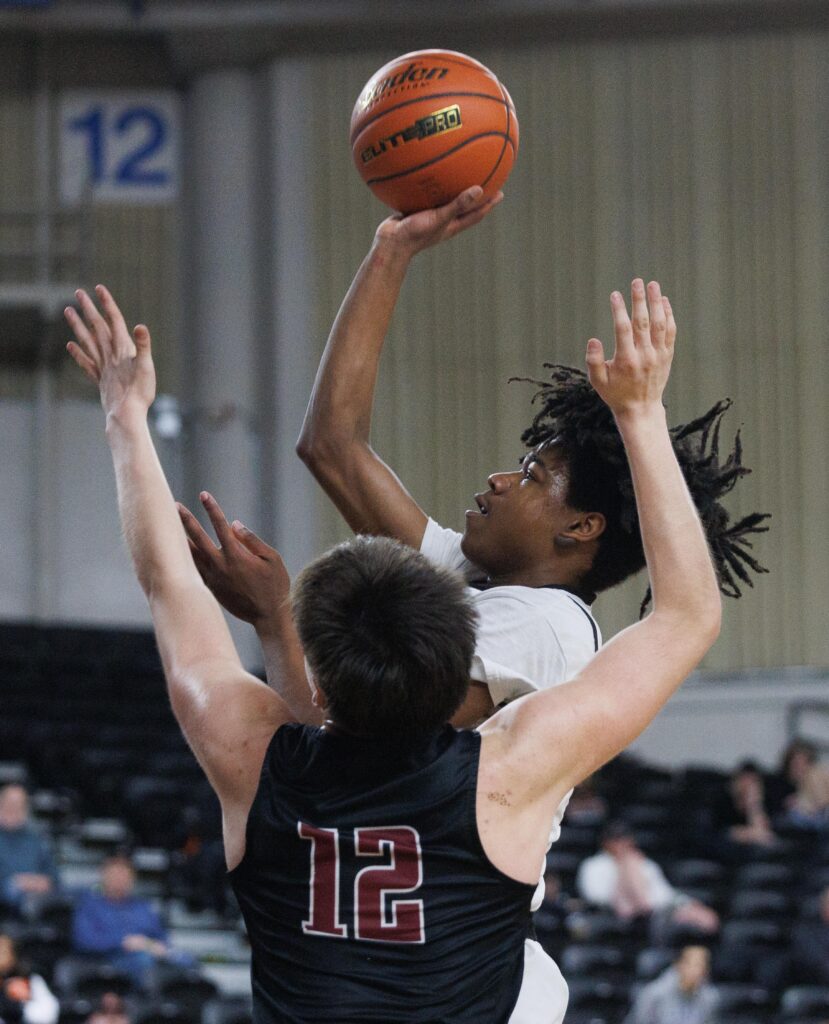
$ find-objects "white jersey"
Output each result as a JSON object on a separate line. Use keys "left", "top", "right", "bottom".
{"left": 421, "top": 519, "right": 601, "bottom": 1023}
{"left": 420, "top": 519, "right": 601, "bottom": 877}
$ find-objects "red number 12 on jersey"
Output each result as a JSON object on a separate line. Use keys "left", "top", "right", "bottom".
{"left": 298, "top": 822, "right": 425, "bottom": 944}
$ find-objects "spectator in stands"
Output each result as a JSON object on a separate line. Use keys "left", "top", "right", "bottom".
{"left": 792, "top": 885, "right": 829, "bottom": 984}
{"left": 0, "top": 932, "right": 59, "bottom": 1024}
{"left": 777, "top": 740, "right": 829, "bottom": 828}
{"left": 0, "top": 786, "right": 58, "bottom": 918}
{"left": 624, "top": 944, "right": 718, "bottom": 1024}
{"left": 85, "top": 992, "right": 131, "bottom": 1024}
{"left": 71, "top": 854, "right": 194, "bottom": 991}
{"left": 710, "top": 760, "right": 778, "bottom": 856}
{"left": 577, "top": 821, "right": 719, "bottom": 943}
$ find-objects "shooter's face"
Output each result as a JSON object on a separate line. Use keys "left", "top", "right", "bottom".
{"left": 460, "top": 442, "right": 575, "bottom": 579}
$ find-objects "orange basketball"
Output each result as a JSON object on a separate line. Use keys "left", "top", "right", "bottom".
{"left": 350, "top": 49, "right": 519, "bottom": 214}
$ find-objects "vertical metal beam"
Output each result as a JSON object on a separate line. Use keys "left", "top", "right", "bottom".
{"left": 261, "top": 57, "right": 318, "bottom": 575}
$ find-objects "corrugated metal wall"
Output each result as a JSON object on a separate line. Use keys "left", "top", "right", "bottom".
{"left": 308, "top": 31, "right": 829, "bottom": 670}
{"left": 0, "top": 38, "right": 180, "bottom": 400}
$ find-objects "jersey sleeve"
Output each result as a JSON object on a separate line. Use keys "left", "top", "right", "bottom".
{"left": 419, "top": 518, "right": 483, "bottom": 581}
{"left": 469, "top": 590, "right": 567, "bottom": 707}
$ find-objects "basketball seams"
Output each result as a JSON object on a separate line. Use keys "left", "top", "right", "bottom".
{"left": 365, "top": 132, "right": 516, "bottom": 186}
{"left": 481, "top": 81, "right": 513, "bottom": 189}
{"left": 350, "top": 91, "right": 509, "bottom": 146}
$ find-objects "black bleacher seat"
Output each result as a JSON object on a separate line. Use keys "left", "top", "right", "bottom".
{"left": 618, "top": 804, "right": 679, "bottom": 831}
{"left": 57, "top": 997, "right": 96, "bottom": 1024}
{"left": 630, "top": 828, "right": 676, "bottom": 858}
{"left": 72, "top": 965, "right": 136, "bottom": 1000}
{"left": 566, "top": 977, "right": 629, "bottom": 1024}
{"left": 202, "top": 998, "right": 253, "bottom": 1024}
{"left": 668, "top": 858, "right": 726, "bottom": 884}
{"left": 635, "top": 946, "right": 674, "bottom": 980}
{"left": 157, "top": 971, "right": 219, "bottom": 1014}
{"left": 728, "top": 889, "right": 794, "bottom": 923}
{"left": 715, "top": 983, "right": 776, "bottom": 1023}
{"left": 134, "top": 1004, "right": 198, "bottom": 1024}
{"left": 780, "top": 986, "right": 829, "bottom": 1021}
{"left": 733, "top": 861, "right": 798, "bottom": 891}
{"left": 16, "top": 923, "right": 72, "bottom": 983}
{"left": 720, "top": 919, "right": 787, "bottom": 949}
{"left": 556, "top": 824, "right": 600, "bottom": 856}
{"left": 561, "top": 942, "right": 634, "bottom": 984}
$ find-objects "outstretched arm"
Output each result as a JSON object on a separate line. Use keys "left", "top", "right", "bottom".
{"left": 296, "top": 186, "right": 503, "bottom": 547}
{"left": 65, "top": 287, "right": 290, "bottom": 867}
{"left": 479, "top": 280, "right": 722, "bottom": 879}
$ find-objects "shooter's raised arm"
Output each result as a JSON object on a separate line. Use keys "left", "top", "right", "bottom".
{"left": 296, "top": 186, "right": 502, "bottom": 547}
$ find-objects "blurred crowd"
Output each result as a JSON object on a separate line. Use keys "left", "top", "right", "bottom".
{"left": 3, "top": 723, "right": 829, "bottom": 1024}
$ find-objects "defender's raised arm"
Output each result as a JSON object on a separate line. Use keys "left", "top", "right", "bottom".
{"left": 478, "top": 280, "right": 722, "bottom": 884}
{"left": 65, "top": 288, "right": 289, "bottom": 868}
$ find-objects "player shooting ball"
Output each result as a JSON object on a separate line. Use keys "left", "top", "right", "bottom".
{"left": 68, "top": 274, "right": 732, "bottom": 1022}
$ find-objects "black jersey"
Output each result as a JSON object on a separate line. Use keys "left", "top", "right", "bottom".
{"left": 229, "top": 723, "right": 535, "bottom": 1024}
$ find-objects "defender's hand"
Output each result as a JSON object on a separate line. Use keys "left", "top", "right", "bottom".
{"left": 65, "top": 285, "right": 156, "bottom": 420}
{"left": 374, "top": 185, "right": 503, "bottom": 256}
{"left": 585, "top": 279, "right": 675, "bottom": 417}
{"left": 177, "top": 492, "right": 290, "bottom": 628}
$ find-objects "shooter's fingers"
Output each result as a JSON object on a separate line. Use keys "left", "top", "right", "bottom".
{"left": 630, "top": 278, "right": 651, "bottom": 348}
{"left": 447, "top": 185, "right": 485, "bottom": 218}
{"left": 177, "top": 501, "right": 220, "bottom": 555}
{"left": 446, "top": 192, "right": 504, "bottom": 238}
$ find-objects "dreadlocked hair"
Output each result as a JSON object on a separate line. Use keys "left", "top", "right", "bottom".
{"left": 510, "top": 364, "right": 770, "bottom": 616}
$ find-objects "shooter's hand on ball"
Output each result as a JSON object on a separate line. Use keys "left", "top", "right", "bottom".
{"left": 585, "top": 279, "right": 675, "bottom": 419}
{"left": 177, "top": 492, "right": 290, "bottom": 629}
{"left": 375, "top": 185, "right": 503, "bottom": 256}
{"left": 65, "top": 285, "right": 156, "bottom": 421}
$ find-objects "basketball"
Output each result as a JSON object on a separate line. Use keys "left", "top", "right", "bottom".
{"left": 350, "top": 49, "right": 519, "bottom": 214}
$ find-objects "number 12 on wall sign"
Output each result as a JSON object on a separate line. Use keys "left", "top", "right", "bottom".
{"left": 59, "top": 91, "right": 180, "bottom": 206}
